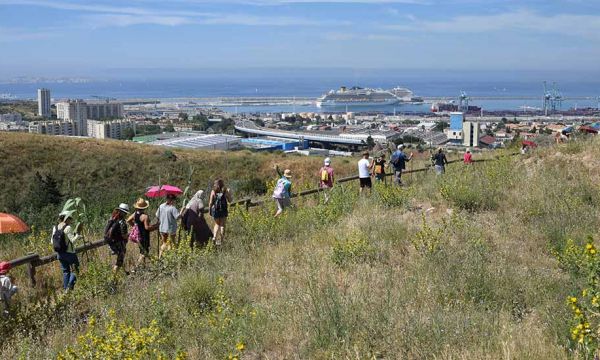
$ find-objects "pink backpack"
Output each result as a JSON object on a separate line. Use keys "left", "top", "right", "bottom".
{"left": 128, "top": 223, "right": 141, "bottom": 243}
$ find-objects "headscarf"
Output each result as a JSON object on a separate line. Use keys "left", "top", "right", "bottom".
{"left": 186, "top": 190, "right": 204, "bottom": 213}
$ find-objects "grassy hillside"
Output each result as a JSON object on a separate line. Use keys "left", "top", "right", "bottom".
{"left": 2, "top": 132, "right": 599, "bottom": 358}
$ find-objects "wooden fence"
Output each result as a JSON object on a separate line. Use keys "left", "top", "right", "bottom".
{"left": 7, "top": 155, "right": 504, "bottom": 286}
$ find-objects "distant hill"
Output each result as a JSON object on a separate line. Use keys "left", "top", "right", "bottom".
{"left": 0, "top": 132, "right": 357, "bottom": 226}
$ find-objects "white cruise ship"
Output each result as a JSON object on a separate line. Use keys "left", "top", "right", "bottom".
{"left": 316, "top": 86, "right": 415, "bottom": 107}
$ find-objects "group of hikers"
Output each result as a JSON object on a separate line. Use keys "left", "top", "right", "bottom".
{"left": 0, "top": 144, "right": 471, "bottom": 314}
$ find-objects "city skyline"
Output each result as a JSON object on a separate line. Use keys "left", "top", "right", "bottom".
{"left": 1, "top": 0, "right": 600, "bottom": 78}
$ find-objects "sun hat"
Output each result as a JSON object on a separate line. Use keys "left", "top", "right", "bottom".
{"left": 117, "top": 203, "right": 130, "bottom": 214}
{"left": 0, "top": 261, "right": 11, "bottom": 275}
{"left": 134, "top": 198, "right": 150, "bottom": 209}
{"left": 324, "top": 157, "right": 331, "bottom": 166}
{"left": 283, "top": 169, "right": 292, "bottom": 178}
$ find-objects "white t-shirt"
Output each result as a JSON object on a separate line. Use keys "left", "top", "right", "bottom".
{"left": 358, "top": 158, "right": 371, "bottom": 178}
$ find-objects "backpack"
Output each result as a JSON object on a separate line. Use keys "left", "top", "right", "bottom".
{"left": 272, "top": 179, "right": 286, "bottom": 199}
{"left": 320, "top": 168, "right": 330, "bottom": 182}
{"left": 211, "top": 192, "right": 228, "bottom": 214}
{"left": 104, "top": 219, "right": 120, "bottom": 245}
{"left": 52, "top": 224, "right": 68, "bottom": 253}
{"left": 374, "top": 164, "right": 383, "bottom": 174}
{"left": 391, "top": 152, "right": 401, "bottom": 167}
{"left": 128, "top": 223, "right": 141, "bottom": 243}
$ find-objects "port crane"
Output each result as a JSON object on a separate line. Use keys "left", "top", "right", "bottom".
{"left": 459, "top": 91, "right": 470, "bottom": 112}
{"left": 91, "top": 95, "right": 117, "bottom": 103}
{"left": 542, "top": 81, "right": 562, "bottom": 115}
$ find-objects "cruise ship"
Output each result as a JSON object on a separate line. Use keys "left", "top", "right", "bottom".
{"left": 316, "top": 86, "right": 416, "bottom": 107}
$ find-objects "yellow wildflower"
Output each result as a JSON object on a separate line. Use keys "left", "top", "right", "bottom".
{"left": 236, "top": 342, "right": 245, "bottom": 351}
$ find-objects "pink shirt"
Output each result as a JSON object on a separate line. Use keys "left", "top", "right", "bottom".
{"left": 464, "top": 152, "right": 473, "bottom": 164}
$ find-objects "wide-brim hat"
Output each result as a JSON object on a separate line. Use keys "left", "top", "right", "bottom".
{"left": 117, "top": 203, "right": 130, "bottom": 214}
{"left": 0, "top": 261, "right": 11, "bottom": 275}
{"left": 134, "top": 198, "right": 149, "bottom": 209}
{"left": 283, "top": 169, "right": 292, "bottom": 178}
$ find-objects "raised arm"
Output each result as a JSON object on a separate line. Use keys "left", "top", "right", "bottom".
{"left": 141, "top": 214, "right": 158, "bottom": 231}
{"left": 226, "top": 188, "right": 233, "bottom": 202}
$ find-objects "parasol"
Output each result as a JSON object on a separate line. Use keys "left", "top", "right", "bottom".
{"left": 145, "top": 184, "right": 184, "bottom": 198}
{"left": 0, "top": 213, "right": 29, "bottom": 234}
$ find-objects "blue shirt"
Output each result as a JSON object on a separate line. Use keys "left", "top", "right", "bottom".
{"left": 391, "top": 150, "right": 409, "bottom": 170}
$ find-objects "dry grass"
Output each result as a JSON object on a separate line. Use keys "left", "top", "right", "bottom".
{"left": 2, "top": 133, "right": 598, "bottom": 359}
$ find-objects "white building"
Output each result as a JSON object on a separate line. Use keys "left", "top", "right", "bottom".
{"left": 56, "top": 100, "right": 87, "bottom": 136}
{"left": 87, "top": 119, "right": 136, "bottom": 140}
{"left": 462, "top": 121, "right": 480, "bottom": 148}
{"left": 37, "top": 88, "right": 51, "bottom": 118}
{"left": 86, "top": 102, "right": 124, "bottom": 120}
{"left": 29, "top": 120, "right": 78, "bottom": 136}
{"left": 0, "top": 113, "right": 23, "bottom": 123}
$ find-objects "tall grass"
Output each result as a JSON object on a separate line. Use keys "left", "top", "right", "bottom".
{"left": 3, "top": 133, "right": 600, "bottom": 359}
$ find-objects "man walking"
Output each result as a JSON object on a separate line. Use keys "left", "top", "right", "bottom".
{"left": 357, "top": 151, "right": 372, "bottom": 195}
{"left": 390, "top": 144, "right": 413, "bottom": 186}
{"left": 432, "top": 148, "right": 448, "bottom": 175}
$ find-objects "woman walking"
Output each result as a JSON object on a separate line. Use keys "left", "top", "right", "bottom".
{"left": 104, "top": 204, "right": 130, "bottom": 273}
{"left": 128, "top": 198, "right": 159, "bottom": 266}
{"left": 53, "top": 211, "right": 81, "bottom": 291}
{"left": 272, "top": 165, "right": 292, "bottom": 217}
{"left": 182, "top": 190, "right": 213, "bottom": 249}
{"left": 209, "top": 179, "right": 233, "bottom": 247}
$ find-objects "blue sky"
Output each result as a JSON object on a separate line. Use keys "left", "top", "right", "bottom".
{"left": 1, "top": 0, "right": 599, "bottom": 78}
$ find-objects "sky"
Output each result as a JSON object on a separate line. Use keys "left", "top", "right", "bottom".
{"left": 1, "top": 0, "right": 600, "bottom": 78}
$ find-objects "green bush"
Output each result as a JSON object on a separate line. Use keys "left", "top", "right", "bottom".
{"left": 331, "top": 231, "right": 376, "bottom": 266}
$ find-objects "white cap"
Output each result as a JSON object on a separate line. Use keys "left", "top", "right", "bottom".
{"left": 398, "top": 144, "right": 405, "bottom": 150}
{"left": 324, "top": 157, "right": 331, "bottom": 165}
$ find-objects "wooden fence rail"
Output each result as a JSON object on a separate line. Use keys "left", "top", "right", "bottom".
{"left": 6, "top": 154, "right": 506, "bottom": 286}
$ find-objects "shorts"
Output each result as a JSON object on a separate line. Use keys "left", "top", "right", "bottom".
{"left": 359, "top": 177, "right": 372, "bottom": 188}
{"left": 435, "top": 165, "right": 445, "bottom": 175}
{"left": 275, "top": 197, "right": 291, "bottom": 212}
{"left": 374, "top": 173, "right": 385, "bottom": 181}
{"left": 210, "top": 208, "right": 228, "bottom": 219}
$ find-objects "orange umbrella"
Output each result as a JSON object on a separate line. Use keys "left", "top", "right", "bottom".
{"left": 0, "top": 213, "right": 29, "bottom": 234}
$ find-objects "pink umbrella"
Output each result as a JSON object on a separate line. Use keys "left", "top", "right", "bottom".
{"left": 145, "top": 185, "right": 183, "bottom": 198}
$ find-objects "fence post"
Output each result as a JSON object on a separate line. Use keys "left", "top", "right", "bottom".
{"left": 27, "top": 254, "right": 40, "bottom": 287}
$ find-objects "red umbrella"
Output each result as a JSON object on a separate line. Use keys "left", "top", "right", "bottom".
{"left": 522, "top": 140, "right": 538, "bottom": 148}
{"left": 0, "top": 213, "right": 29, "bottom": 234}
{"left": 145, "top": 185, "right": 183, "bottom": 198}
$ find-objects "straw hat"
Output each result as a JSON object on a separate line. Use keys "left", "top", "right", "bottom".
{"left": 283, "top": 169, "right": 292, "bottom": 178}
{"left": 0, "top": 261, "right": 10, "bottom": 275}
{"left": 134, "top": 198, "right": 149, "bottom": 209}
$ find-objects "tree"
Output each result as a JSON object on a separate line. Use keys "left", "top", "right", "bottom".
{"left": 433, "top": 121, "right": 449, "bottom": 132}
{"left": 122, "top": 127, "right": 135, "bottom": 140}
{"left": 27, "top": 172, "right": 62, "bottom": 211}
{"left": 164, "top": 124, "right": 175, "bottom": 132}
{"left": 366, "top": 135, "right": 375, "bottom": 150}
{"left": 178, "top": 112, "right": 188, "bottom": 122}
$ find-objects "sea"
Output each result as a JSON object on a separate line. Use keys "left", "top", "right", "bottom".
{"left": 1, "top": 70, "right": 599, "bottom": 113}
